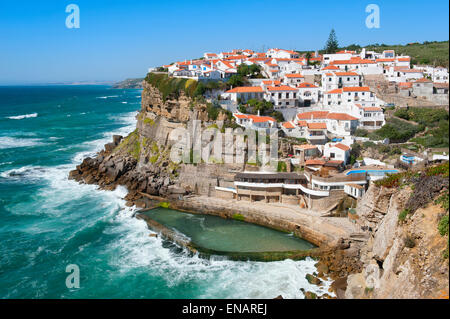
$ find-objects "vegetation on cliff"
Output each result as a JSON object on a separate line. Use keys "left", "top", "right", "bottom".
{"left": 145, "top": 73, "right": 200, "bottom": 101}
{"left": 394, "top": 107, "right": 450, "bottom": 148}
{"left": 340, "top": 40, "right": 449, "bottom": 67}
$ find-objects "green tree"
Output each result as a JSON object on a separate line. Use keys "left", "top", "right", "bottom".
{"left": 305, "top": 52, "right": 312, "bottom": 65}
{"left": 324, "top": 29, "right": 339, "bottom": 54}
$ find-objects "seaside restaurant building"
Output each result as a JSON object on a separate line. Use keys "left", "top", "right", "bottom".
{"left": 233, "top": 172, "right": 314, "bottom": 203}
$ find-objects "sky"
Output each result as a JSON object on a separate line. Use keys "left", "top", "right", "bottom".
{"left": 0, "top": 0, "right": 448, "bottom": 85}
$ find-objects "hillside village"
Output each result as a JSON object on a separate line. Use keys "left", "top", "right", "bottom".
{"left": 142, "top": 43, "right": 450, "bottom": 209}
{"left": 71, "top": 42, "right": 449, "bottom": 299}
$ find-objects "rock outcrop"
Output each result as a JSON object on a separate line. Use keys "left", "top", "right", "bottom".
{"left": 344, "top": 174, "right": 449, "bottom": 299}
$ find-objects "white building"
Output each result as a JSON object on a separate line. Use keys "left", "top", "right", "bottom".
{"left": 222, "top": 87, "right": 264, "bottom": 103}
{"left": 323, "top": 143, "right": 351, "bottom": 164}
{"left": 264, "top": 85, "right": 299, "bottom": 109}
{"left": 233, "top": 113, "right": 277, "bottom": 130}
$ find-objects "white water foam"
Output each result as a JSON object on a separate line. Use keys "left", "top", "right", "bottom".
{"left": 6, "top": 113, "right": 38, "bottom": 120}
{"left": 96, "top": 95, "right": 119, "bottom": 99}
{"left": 0, "top": 137, "right": 46, "bottom": 149}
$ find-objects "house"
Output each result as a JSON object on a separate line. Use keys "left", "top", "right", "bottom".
{"left": 233, "top": 113, "right": 277, "bottom": 130}
{"left": 345, "top": 184, "right": 366, "bottom": 199}
{"left": 297, "top": 82, "right": 320, "bottom": 107}
{"left": 359, "top": 106, "right": 385, "bottom": 129}
{"left": 412, "top": 78, "right": 433, "bottom": 97}
{"left": 232, "top": 172, "right": 327, "bottom": 203}
{"left": 326, "top": 112, "right": 359, "bottom": 136}
{"left": 284, "top": 73, "right": 305, "bottom": 86}
{"left": 322, "top": 72, "right": 361, "bottom": 91}
{"left": 281, "top": 120, "right": 307, "bottom": 138}
{"left": 306, "top": 122, "right": 328, "bottom": 145}
{"left": 323, "top": 86, "right": 376, "bottom": 107}
{"left": 293, "top": 144, "right": 320, "bottom": 159}
{"left": 264, "top": 85, "right": 299, "bottom": 109}
{"left": 223, "top": 86, "right": 264, "bottom": 103}
{"left": 266, "top": 48, "right": 300, "bottom": 59}
{"left": 323, "top": 143, "right": 351, "bottom": 164}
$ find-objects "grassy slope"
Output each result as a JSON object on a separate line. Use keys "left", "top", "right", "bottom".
{"left": 362, "top": 41, "right": 449, "bottom": 67}
{"left": 297, "top": 41, "right": 449, "bottom": 67}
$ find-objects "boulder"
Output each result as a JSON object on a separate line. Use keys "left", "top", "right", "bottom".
{"left": 305, "top": 273, "right": 322, "bottom": 285}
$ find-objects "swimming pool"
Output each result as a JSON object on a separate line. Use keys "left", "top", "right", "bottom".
{"left": 346, "top": 169, "right": 398, "bottom": 176}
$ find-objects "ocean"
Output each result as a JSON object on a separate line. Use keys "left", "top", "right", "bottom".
{"left": 0, "top": 86, "right": 330, "bottom": 299}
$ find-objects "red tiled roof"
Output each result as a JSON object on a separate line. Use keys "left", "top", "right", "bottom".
{"left": 248, "top": 115, "right": 276, "bottom": 123}
{"left": 322, "top": 65, "right": 340, "bottom": 70}
{"left": 298, "top": 82, "right": 318, "bottom": 88}
{"left": 327, "top": 113, "right": 358, "bottom": 121}
{"left": 363, "top": 107, "right": 382, "bottom": 112}
{"left": 331, "top": 57, "right": 375, "bottom": 65}
{"left": 333, "top": 143, "right": 350, "bottom": 151}
{"left": 307, "top": 122, "right": 327, "bottom": 130}
{"left": 226, "top": 87, "right": 264, "bottom": 93}
{"left": 343, "top": 86, "right": 370, "bottom": 92}
{"left": 305, "top": 159, "right": 325, "bottom": 166}
{"left": 282, "top": 122, "right": 295, "bottom": 129}
{"left": 376, "top": 58, "right": 395, "bottom": 62}
{"left": 267, "top": 85, "right": 297, "bottom": 91}
{"left": 285, "top": 73, "right": 304, "bottom": 78}
{"left": 414, "top": 77, "right": 432, "bottom": 83}
{"left": 295, "top": 144, "right": 318, "bottom": 150}
{"left": 297, "top": 111, "right": 329, "bottom": 120}
{"left": 327, "top": 89, "right": 343, "bottom": 94}
{"left": 334, "top": 72, "right": 359, "bottom": 76}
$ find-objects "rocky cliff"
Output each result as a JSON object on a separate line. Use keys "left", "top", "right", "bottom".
{"left": 345, "top": 166, "right": 449, "bottom": 299}
{"left": 69, "top": 80, "right": 236, "bottom": 206}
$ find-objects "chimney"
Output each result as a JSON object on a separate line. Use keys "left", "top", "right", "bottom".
{"left": 257, "top": 109, "right": 261, "bottom": 116}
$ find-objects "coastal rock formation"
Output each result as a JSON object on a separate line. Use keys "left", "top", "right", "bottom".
{"left": 141, "top": 81, "right": 228, "bottom": 123}
{"left": 344, "top": 174, "right": 449, "bottom": 299}
{"left": 69, "top": 81, "right": 234, "bottom": 205}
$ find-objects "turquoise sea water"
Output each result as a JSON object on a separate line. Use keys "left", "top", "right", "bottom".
{"left": 0, "top": 86, "right": 331, "bottom": 299}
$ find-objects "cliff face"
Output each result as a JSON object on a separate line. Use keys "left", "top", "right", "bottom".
{"left": 69, "top": 81, "right": 238, "bottom": 205}
{"left": 346, "top": 178, "right": 449, "bottom": 299}
{"left": 141, "top": 81, "right": 228, "bottom": 123}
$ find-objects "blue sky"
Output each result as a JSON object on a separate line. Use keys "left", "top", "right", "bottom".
{"left": 0, "top": 0, "right": 448, "bottom": 84}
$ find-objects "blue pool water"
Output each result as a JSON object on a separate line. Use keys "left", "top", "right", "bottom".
{"left": 346, "top": 169, "right": 398, "bottom": 176}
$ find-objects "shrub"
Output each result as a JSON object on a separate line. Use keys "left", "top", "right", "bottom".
{"left": 158, "top": 202, "right": 170, "bottom": 209}
{"left": 404, "top": 235, "right": 416, "bottom": 248}
{"left": 438, "top": 215, "right": 449, "bottom": 236}
{"left": 376, "top": 172, "right": 405, "bottom": 188}
{"left": 398, "top": 209, "right": 411, "bottom": 221}
{"left": 435, "top": 191, "right": 449, "bottom": 212}
{"left": 232, "top": 213, "right": 245, "bottom": 221}
{"left": 369, "top": 118, "right": 423, "bottom": 143}
{"left": 277, "top": 161, "right": 287, "bottom": 172}
{"left": 143, "top": 117, "right": 155, "bottom": 126}
{"left": 426, "top": 162, "right": 449, "bottom": 177}
{"left": 355, "top": 128, "right": 369, "bottom": 137}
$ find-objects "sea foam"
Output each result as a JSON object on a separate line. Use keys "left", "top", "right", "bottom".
{"left": 6, "top": 113, "right": 38, "bottom": 120}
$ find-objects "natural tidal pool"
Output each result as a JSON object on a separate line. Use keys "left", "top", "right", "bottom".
{"left": 142, "top": 208, "right": 316, "bottom": 253}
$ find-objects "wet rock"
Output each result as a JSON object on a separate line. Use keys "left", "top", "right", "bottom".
{"left": 306, "top": 273, "right": 322, "bottom": 286}
{"left": 304, "top": 291, "right": 317, "bottom": 299}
